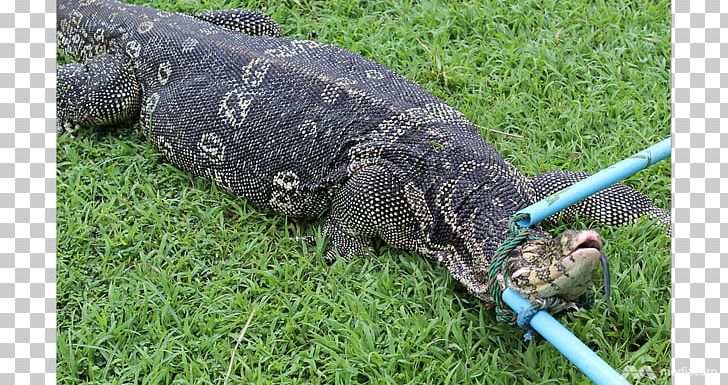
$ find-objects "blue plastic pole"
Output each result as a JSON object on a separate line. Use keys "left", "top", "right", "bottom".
{"left": 517, "top": 138, "right": 671, "bottom": 227}
{"left": 502, "top": 288, "right": 630, "bottom": 385}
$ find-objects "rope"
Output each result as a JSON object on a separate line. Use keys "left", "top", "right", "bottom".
{"left": 516, "top": 303, "right": 542, "bottom": 341}
{"left": 487, "top": 213, "right": 550, "bottom": 338}
{"left": 486, "top": 213, "right": 537, "bottom": 324}
{"left": 515, "top": 290, "right": 596, "bottom": 341}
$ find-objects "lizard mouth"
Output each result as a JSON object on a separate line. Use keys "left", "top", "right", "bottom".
{"left": 561, "top": 231, "right": 610, "bottom": 310}
{"left": 566, "top": 232, "right": 603, "bottom": 265}
{"left": 573, "top": 237, "right": 602, "bottom": 252}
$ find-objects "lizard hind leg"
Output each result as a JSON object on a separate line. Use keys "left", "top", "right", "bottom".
{"left": 192, "top": 9, "right": 281, "bottom": 37}
{"left": 57, "top": 53, "right": 142, "bottom": 134}
{"left": 530, "top": 170, "right": 671, "bottom": 235}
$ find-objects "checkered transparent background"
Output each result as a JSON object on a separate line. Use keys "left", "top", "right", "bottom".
{"left": 2, "top": 0, "right": 56, "bottom": 384}
{"left": 0, "top": 0, "right": 719, "bottom": 383}
{"left": 673, "top": 0, "right": 727, "bottom": 384}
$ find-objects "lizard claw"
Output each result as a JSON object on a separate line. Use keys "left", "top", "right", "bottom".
{"left": 297, "top": 235, "right": 317, "bottom": 245}
{"left": 324, "top": 249, "right": 339, "bottom": 264}
{"left": 57, "top": 120, "right": 76, "bottom": 136}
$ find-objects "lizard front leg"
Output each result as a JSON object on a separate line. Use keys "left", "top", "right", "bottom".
{"left": 57, "top": 53, "right": 142, "bottom": 134}
{"left": 324, "top": 162, "right": 425, "bottom": 262}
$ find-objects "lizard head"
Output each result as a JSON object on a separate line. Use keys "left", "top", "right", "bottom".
{"left": 504, "top": 229, "right": 609, "bottom": 311}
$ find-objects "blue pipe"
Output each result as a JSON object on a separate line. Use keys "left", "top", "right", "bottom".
{"left": 503, "top": 288, "right": 630, "bottom": 385}
{"left": 517, "top": 137, "right": 671, "bottom": 227}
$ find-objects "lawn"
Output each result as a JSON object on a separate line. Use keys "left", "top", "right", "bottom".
{"left": 57, "top": 0, "right": 671, "bottom": 384}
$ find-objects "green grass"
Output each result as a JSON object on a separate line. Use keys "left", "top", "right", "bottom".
{"left": 57, "top": 0, "right": 671, "bottom": 384}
